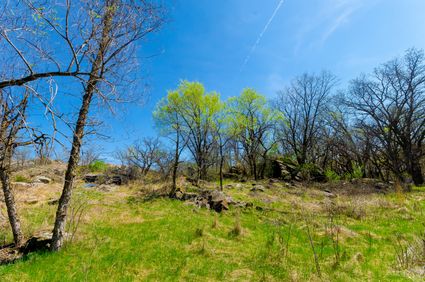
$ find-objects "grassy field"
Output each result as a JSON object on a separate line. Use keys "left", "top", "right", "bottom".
{"left": 1, "top": 181, "right": 425, "bottom": 281}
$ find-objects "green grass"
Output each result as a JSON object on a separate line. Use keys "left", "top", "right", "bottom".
{"left": 14, "top": 175, "right": 31, "bottom": 183}
{"left": 1, "top": 184, "right": 424, "bottom": 281}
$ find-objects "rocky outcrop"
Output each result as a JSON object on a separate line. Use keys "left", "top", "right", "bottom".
{"left": 83, "top": 173, "right": 128, "bottom": 186}
{"left": 33, "top": 176, "right": 52, "bottom": 184}
{"left": 174, "top": 189, "right": 251, "bottom": 212}
{"left": 271, "top": 158, "right": 326, "bottom": 182}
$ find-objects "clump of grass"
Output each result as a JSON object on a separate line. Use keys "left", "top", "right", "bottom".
{"left": 195, "top": 227, "right": 204, "bottom": 237}
{"left": 14, "top": 175, "right": 31, "bottom": 183}
{"left": 211, "top": 214, "right": 218, "bottom": 229}
{"left": 393, "top": 231, "right": 425, "bottom": 270}
{"left": 229, "top": 212, "right": 242, "bottom": 237}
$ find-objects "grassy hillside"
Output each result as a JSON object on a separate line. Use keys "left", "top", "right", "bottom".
{"left": 1, "top": 180, "right": 425, "bottom": 281}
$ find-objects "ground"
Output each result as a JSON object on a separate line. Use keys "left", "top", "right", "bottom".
{"left": 1, "top": 171, "right": 425, "bottom": 281}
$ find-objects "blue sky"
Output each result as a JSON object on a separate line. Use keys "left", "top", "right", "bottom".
{"left": 70, "top": 0, "right": 425, "bottom": 160}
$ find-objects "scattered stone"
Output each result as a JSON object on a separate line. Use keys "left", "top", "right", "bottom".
{"left": 250, "top": 185, "right": 265, "bottom": 192}
{"left": 11, "top": 182, "right": 32, "bottom": 189}
{"left": 33, "top": 176, "right": 52, "bottom": 184}
{"left": 84, "top": 173, "right": 103, "bottom": 183}
{"left": 174, "top": 189, "right": 250, "bottom": 212}
{"left": 224, "top": 184, "right": 234, "bottom": 189}
{"left": 323, "top": 189, "right": 336, "bottom": 198}
{"left": 21, "top": 231, "right": 52, "bottom": 255}
{"left": 0, "top": 246, "right": 23, "bottom": 265}
{"left": 47, "top": 199, "right": 59, "bottom": 206}
{"left": 98, "top": 184, "right": 117, "bottom": 192}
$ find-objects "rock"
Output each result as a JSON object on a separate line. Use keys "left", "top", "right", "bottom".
{"left": 250, "top": 185, "right": 265, "bottom": 192}
{"left": 11, "top": 182, "right": 32, "bottom": 189}
{"left": 20, "top": 231, "right": 52, "bottom": 255}
{"left": 374, "top": 182, "right": 388, "bottom": 190}
{"left": 235, "top": 183, "right": 243, "bottom": 189}
{"left": 98, "top": 184, "right": 117, "bottom": 192}
{"left": 25, "top": 199, "right": 39, "bottom": 205}
{"left": 47, "top": 199, "right": 59, "bottom": 206}
{"left": 0, "top": 246, "right": 23, "bottom": 265}
{"left": 207, "top": 190, "right": 229, "bottom": 212}
{"left": 269, "top": 178, "right": 279, "bottom": 184}
{"left": 175, "top": 189, "right": 250, "bottom": 212}
{"left": 109, "top": 175, "right": 124, "bottom": 185}
{"left": 34, "top": 176, "right": 52, "bottom": 184}
{"left": 84, "top": 173, "right": 102, "bottom": 183}
{"left": 182, "top": 192, "right": 197, "bottom": 201}
{"left": 323, "top": 190, "right": 336, "bottom": 198}
{"left": 174, "top": 190, "right": 184, "bottom": 200}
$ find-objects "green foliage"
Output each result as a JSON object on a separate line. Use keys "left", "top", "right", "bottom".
{"left": 14, "top": 175, "right": 31, "bottom": 183}
{"left": 88, "top": 160, "right": 108, "bottom": 172}
{"left": 325, "top": 169, "right": 341, "bottom": 181}
{"left": 227, "top": 88, "right": 282, "bottom": 137}
{"left": 351, "top": 163, "right": 364, "bottom": 179}
{"left": 343, "top": 163, "right": 364, "bottom": 180}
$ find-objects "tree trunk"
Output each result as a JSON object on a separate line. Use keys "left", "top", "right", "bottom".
{"left": 410, "top": 159, "right": 424, "bottom": 186}
{"left": 50, "top": 84, "right": 95, "bottom": 251}
{"left": 253, "top": 156, "right": 258, "bottom": 181}
{"left": 170, "top": 133, "right": 180, "bottom": 196}
{"left": 219, "top": 145, "right": 224, "bottom": 191}
{"left": 0, "top": 167, "right": 24, "bottom": 246}
{"left": 51, "top": 1, "right": 115, "bottom": 251}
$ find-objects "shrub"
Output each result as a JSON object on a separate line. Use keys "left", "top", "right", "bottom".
{"left": 325, "top": 169, "right": 340, "bottom": 182}
{"left": 88, "top": 160, "right": 108, "bottom": 172}
{"left": 351, "top": 163, "right": 364, "bottom": 179}
{"left": 14, "top": 175, "right": 31, "bottom": 183}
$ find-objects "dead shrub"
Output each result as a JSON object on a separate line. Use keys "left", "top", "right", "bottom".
{"left": 394, "top": 231, "right": 425, "bottom": 270}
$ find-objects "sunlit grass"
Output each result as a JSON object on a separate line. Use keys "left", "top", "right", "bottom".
{"left": 1, "top": 184, "right": 424, "bottom": 281}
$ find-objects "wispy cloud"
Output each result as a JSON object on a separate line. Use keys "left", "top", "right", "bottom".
{"left": 240, "top": 0, "right": 285, "bottom": 72}
{"left": 295, "top": 0, "right": 371, "bottom": 51}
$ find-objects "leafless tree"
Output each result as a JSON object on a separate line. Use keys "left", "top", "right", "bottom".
{"left": 275, "top": 71, "right": 337, "bottom": 166}
{"left": 119, "top": 137, "right": 164, "bottom": 176}
{"left": 51, "top": 0, "right": 165, "bottom": 251}
{"left": 346, "top": 49, "right": 425, "bottom": 185}
{"left": 13, "top": 147, "right": 31, "bottom": 168}
{"left": 0, "top": 89, "right": 30, "bottom": 246}
{"left": 80, "top": 146, "right": 101, "bottom": 166}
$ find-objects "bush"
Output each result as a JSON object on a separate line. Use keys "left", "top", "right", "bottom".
{"left": 88, "top": 160, "right": 108, "bottom": 172}
{"left": 351, "top": 163, "right": 364, "bottom": 179}
{"left": 14, "top": 175, "right": 31, "bottom": 183}
{"left": 344, "top": 163, "right": 364, "bottom": 180}
{"left": 325, "top": 169, "right": 340, "bottom": 181}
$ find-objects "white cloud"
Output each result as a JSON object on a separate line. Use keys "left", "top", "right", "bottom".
{"left": 295, "top": 0, "right": 374, "bottom": 51}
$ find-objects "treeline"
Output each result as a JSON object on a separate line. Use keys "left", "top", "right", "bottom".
{"left": 118, "top": 49, "right": 425, "bottom": 191}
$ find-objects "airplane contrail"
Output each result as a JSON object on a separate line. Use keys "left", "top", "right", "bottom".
{"left": 240, "top": 0, "right": 285, "bottom": 72}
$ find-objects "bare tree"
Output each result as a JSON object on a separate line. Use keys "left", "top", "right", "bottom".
{"left": 51, "top": 0, "right": 164, "bottom": 251}
{"left": 275, "top": 72, "right": 337, "bottom": 166}
{"left": 80, "top": 146, "right": 101, "bottom": 166}
{"left": 13, "top": 147, "right": 31, "bottom": 168}
{"left": 0, "top": 89, "right": 29, "bottom": 246}
{"left": 346, "top": 49, "right": 425, "bottom": 185}
{"left": 119, "top": 137, "right": 164, "bottom": 176}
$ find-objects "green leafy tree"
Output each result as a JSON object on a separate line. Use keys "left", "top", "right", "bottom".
{"left": 228, "top": 88, "right": 280, "bottom": 180}
{"left": 159, "top": 81, "right": 221, "bottom": 182}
